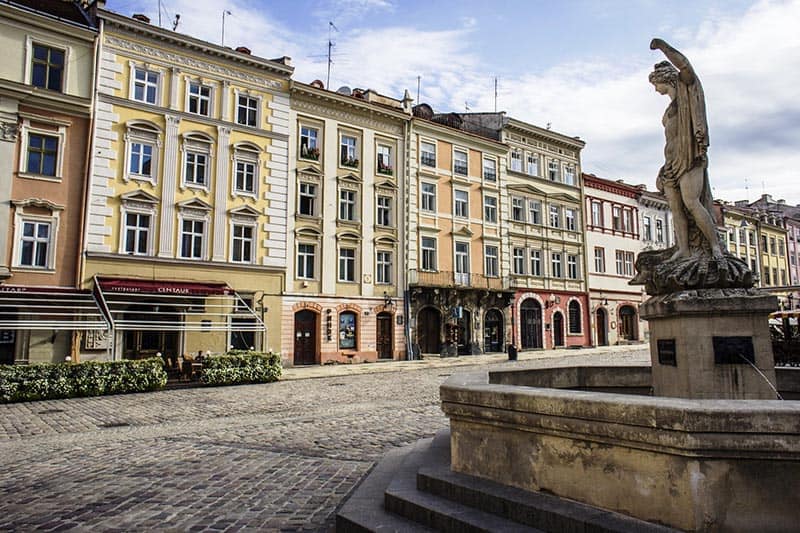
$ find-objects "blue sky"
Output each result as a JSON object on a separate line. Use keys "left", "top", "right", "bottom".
{"left": 106, "top": 0, "right": 800, "bottom": 204}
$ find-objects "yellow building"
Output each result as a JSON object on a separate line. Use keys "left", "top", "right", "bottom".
{"left": 81, "top": 10, "right": 293, "bottom": 363}
{"left": 757, "top": 211, "right": 790, "bottom": 288}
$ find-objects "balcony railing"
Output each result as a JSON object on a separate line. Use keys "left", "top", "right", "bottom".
{"left": 453, "top": 161, "right": 468, "bottom": 176}
{"left": 409, "top": 270, "right": 510, "bottom": 290}
{"left": 420, "top": 153, "right": 436, "bottom": 167}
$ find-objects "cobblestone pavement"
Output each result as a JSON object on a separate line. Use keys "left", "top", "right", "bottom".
{"left": 0, "top": 346, "right": 648, "bottom": 532}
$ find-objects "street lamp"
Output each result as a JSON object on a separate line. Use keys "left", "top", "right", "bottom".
{"left": 383, "top": 291, "right": 394, "bottom": 311}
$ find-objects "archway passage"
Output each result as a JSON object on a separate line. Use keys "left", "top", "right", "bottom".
{"left": 596, "top": 307, "right": 608, "bottom": 346}
{"left": 376, "top": 312, "right": 393, "bottom": 359}
{"left": 618, "top": 305, "right": 638, "bottom": 341}
{"left": 294, "top": 310, "right": 318, "bottom": 365}
{"left": 417, "top": 307, "right": 441, "bottom": 354}
{"left": 483, "top": 309, "right": 503, "bottom": 353}
{"left": 553, "top": 312, "right": 565, "bottom": 347}
{"left": 520, "top": 299, "right": 543, "bottom": 349}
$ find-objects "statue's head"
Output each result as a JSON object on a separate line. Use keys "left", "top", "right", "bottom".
{"left": 649, "top": 60, "right": 678, "bottom": 94}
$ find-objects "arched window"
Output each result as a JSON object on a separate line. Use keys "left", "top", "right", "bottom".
{"left": 568, "top": 300, "right": 582, "bottom": 334}
{"left": 339, "top": 311, "right": 357, "bottom": 349}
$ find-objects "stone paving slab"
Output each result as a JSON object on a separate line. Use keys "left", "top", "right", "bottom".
{"left": 0, "top": 346, "right": 648, "bottom": 531}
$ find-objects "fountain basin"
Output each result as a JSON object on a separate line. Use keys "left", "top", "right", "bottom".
{"left": 441, "top": 365, "right": 800, "bottom": 531}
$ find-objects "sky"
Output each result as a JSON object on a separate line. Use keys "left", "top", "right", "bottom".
{"left": 106, "top": 0, "right": 800, "bottom": 205}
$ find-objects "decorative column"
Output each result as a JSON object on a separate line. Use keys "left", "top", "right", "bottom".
{"left": 158, "top": 114, "right": 181, "bottom": 257}
{"left": 212, "top": 125, "right": 231, "bottom": 262}
{"left": 0, "top": 108, "right": 20, "bottom": 280}
{"left": 169, "top": 67, "right": 180, "bottom": 110}
{"left": 220, "top": 81, "right": 230, "bottom": 122}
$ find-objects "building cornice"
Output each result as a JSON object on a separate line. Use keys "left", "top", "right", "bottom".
{"left": 291, "top": 82, "right": 410, "bottom": 124}
{"left": 583, "top": 173, "right": 640, "bottom": 199}
{"left": 0, "top": 2, "right": 96, "bottom": 37}
{"left": 292, "top": 93, "right": 405, "bottom": 136}
{"left": 505, "top": 117, "right": 585, "bottom": 151}
{"left": 413, "top": 117, "right": 508, "bottom": 153}
{"left": 0, "top": 79, "right": 91, "bottom": 115}
{"left": 85, "top": 252, "right": 286, "bottom": 273}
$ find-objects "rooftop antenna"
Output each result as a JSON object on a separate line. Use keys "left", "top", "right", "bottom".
{"left": 494, "top": 77, "right": 498, "bottom": 112}
{"left": 327, "top": 21, "right": 339, "bottom": 89}
{"left": 745, "top": 177, "right": 749, "bottom": 202}
{"left": 416, "top": 75, "right": 421, "bottom": 105}
{"left": 221, "top": 10, "right": 232, "bottom": 46}
{"left": 172, "top": 13, "right": 180, "bottom": 31}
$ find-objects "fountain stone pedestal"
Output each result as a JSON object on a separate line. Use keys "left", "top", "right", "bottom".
{"left": 640, "top": 289, "right": 778, "bottom": 399}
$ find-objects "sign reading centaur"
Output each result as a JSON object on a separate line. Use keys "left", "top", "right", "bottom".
{"left": 97, "top": 278, "right": 230, "bottom": 296}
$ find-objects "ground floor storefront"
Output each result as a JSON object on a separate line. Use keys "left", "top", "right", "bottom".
{"left": 589, "top": 289, "right": 647, "bottom": 346}
{"left": 511, "top": 290, "right": 592, "bottom": 350}
{"left": 280, "top": 294, "right": 404, "bottom": 366}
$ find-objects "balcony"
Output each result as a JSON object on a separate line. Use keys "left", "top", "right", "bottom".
{"left": 409, "top": 270, "right": 510, "bottom": 290}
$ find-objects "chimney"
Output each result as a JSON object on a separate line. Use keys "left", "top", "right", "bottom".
{"left": 235, "top": 46, "right": 251, "bottom": 55}
{"left": 132, "top": 13, "right": 150, "bottom": 23}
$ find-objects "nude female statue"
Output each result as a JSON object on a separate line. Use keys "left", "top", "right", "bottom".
{"left": 649, "top": 38, "right": 722, "bottom": 260}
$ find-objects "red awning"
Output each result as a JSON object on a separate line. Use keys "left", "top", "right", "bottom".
{"left": 97, "top": 277, "right": 230, "bottom": 296}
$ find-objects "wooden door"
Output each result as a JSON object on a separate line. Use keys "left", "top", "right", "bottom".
{"left": 553, "top": 312, "right": 564, "bottom": 347}
{"left": 596, "top": 308, "right": 608, "bottom": 346}
{"left": 417, "top": 307, "right": 441, "bottom": 354}
{"left": 619, "top": 306, "right": 637, "bottom": 341}
{"left": 376, "top": 312, "right": 393, "bottom": 359}
{"left": 294, "top": 310, "right": 317, "bottom": 365}
{"left": 520, "top": 300, "right": 542, "bottom": 349}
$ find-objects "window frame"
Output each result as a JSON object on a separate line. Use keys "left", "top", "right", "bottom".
{"left": 235, "top": 92, "right": 260, "bottom": 127}
{"left": 122, "top": 211, "right": 153, "bottom": 256}
{"left": 340, "top": 133, "right": 359, "bottom": 168}
{"left": 178, "top": 216, "right": 208, "bottom": 260}
{"left": 18, "top": 121, "right": 67, "bottom": 181}
{"left": 528, "top": 200, "right": 541, "bottom": 225}
{"left": 551, "top": 251, "right": 563, "bottom": 278}
{"left": 510, "top": 149, "right": 522, "bottom": 172}
{"left": 454, "top": 189, "right": 469, "bottom": 218}
{"left": 530, "top": 249, "right": 542, "bottom": 276}
{"left": 548, "top": 159, "right": 559, "bottom": 181}
{"left": 567, "top": 254, "right": 579, "bottom": 279}
{"left": 420, "top": 182, "right": 437, "bottom": 212}
{"left": 549, "top": 205, "right": 561, "bottom": 228}
{"left": 568, "top": 300, "right": 582, "bottom": 334}
{"left": 594, "top": 247, "right": 605, "bottom": 273}
{"left": 296, "top": 242, "right": 316, "bottom": 280}
{"left": 483, "top": 194, "right": 498, "bottom": 224}
{"left": 338, "top": 246, "right": 357, "bottom": 283}
{"left": 298, "top": 181, "right": 318, "bottom": 217}
{"left": 338, "top": 188, "right": 358, "bottom": 222}
{"left": 484, "top": 245, "right": 499, "bottom": 277}
{"left": 420, "top": 236, "right": 437, "bottom": 272}
{"left": 13, "top": 215, "right": 57, "bottom": 270}
{"left": 186, "top": 80, "right": 213, "bottom": 117}
{"left": 565, "top": 208, "right": 577, "bottom": 231}
{"left": 123, "top": 121, "right": 161, "bottom": 185}
{"left": 453, "top": 149, "right": 468, "bottom": 177}
{"left": 420, "top": 139, "right": 436, "bottom": 168}
{"left": 230, "top": 221, "right": 256, "bottom": 264}
{"left": 30, "top": 42, "right": 66, "bottom": 92}
{"left": 376, "top": 195, "right": 393, "bottom": 227}
{"left": 376, "top": 249, "right": 393, "bottom": 284}
{"left": 299, "top": 124, "right": 320, "bottom": 161}
{"left": 482, "top": 156, "right": 497, "bottom": 181}
{"left": 512, "top": 247, "right": 525, "bottom": 275}
{"left": 232, "top": 144, "right": 260, "bottom": 198}
{"left": 376, "top": 143, "right": 393, "bottom": 176}
{"left": 511, "top": 196, "right": 524, "bottom": 222}
{"left": 130, "top": 64, "right": 161, "bottom": 105}
{"left": 181, "top": 134, "right": 213, "bottom": 191}
{"left": 526, "top": 153, "right": 538, "bottom": 176}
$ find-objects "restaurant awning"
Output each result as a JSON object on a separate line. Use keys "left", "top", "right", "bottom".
{"left": 0, "top": 286, "right": 109, "bottom": 330}
{"left": 94, "top": 277, "right": 264, "bottom": 332}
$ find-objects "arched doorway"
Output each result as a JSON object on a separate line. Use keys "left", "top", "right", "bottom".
{"left": 293, "top": 310, "right": 318, "bottom": 365}
{"left": 417, "top": 307, "right": 441, "bottom": 354}
{"left": 483, "top": 309, "right": 503, "bottom": 353}
{"left": 376, "top": 312, "right": 393, "bottom": 359}
{"left": 520, "top": 299, "right": 543, "bottom": 349}
{"left": 596, "top": 307, "right": 608, "bottom": 346}
{"left": 618, "top": 305, "right": 638, "bottom": 341}
{"left": 552, "top": 312, "right": 564, "bottom": 347}
{"left": 456, "top": 309, "right": 472, "bottom": 355}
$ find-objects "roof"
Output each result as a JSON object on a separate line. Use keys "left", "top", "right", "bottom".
{"left": 2, "top": 0, "right": 94, "bottom": 28}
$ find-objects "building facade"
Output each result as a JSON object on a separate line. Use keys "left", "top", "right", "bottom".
{"left": 82, "top": 9, "right": 293, "bottom": 363}
{"left": 583, "top": 173, "right": 646, "bottom": 346}
{"left": 282, "top": 83, "right": 409, "bottom": 365}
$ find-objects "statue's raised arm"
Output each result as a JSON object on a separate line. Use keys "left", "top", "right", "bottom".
{"left": 650, "top": 38, "right": 696, "bottom": 84}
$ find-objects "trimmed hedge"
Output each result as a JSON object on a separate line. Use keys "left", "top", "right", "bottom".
{"left": 200, "top": 350, "right": 282, "bottom": 386}
{"left": 0, "top": 357, "right": 167, "bottom": 403}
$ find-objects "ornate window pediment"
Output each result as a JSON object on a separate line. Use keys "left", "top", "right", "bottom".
{"left": 120, "top": 189, "right": 159, "bottom": 206}
{"left": 338, "top": 172, "right": 362, "bottom": 184}
{"left": 229, "top": 205, "right": 261, "bottom": 219}
{"left": 452, "top": 225, "right": 474, "bottom": 237}
{"left": 177, "top": 197, "right": 212, "bottom": 216}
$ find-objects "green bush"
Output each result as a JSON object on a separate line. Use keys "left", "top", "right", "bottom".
{"left": 200, "top": 350, "right": 282, "bottom": 387}
{"left": 0, "top": 357, "right": 167, "bottom": 403}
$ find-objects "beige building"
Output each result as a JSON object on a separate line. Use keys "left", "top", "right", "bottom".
{"left": 283, "top": 83, "right": 410, "bottom": 365}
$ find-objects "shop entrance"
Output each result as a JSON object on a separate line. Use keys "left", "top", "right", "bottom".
{"left": 553, "top": 312, "right": 565, "bottom": 347}
{"left": 376, "top": 312, "right": 393, "bottom": 359}
{"left": 483, "top": 309, "right": 503, "bottom": 353}
{"left": 619, "top": 305, "right": 638, "bottom": 341}
{"left": 417, "top": 307, "right": 441, "bottom": 354}
{"left": 596, "top": 307, "right": 608, "bottom": 346}
{"left": 293, "top": 310, "right": 318, "bottom": 365}
{"left": 520, "top": 299, "right": 543, "bottom": 349}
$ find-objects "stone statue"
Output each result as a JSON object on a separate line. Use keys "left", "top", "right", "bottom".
{"left": 630, "top": 39, "right": 754, "bottom": 295}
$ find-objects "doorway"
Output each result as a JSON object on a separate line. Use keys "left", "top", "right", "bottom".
{"left": 0, "top": 330, "right": 15, "bottom": 365}
{"left": 596, "top": 307, "right": 608, "bottom": 346}
{"left": 293, "top": 310, "right": 318, "bottom": 365}
{"left": 618, "top": 306, "right": 638, "bottom": 341}
{"left": 417, "top": 307, "right": 441, "bottom": 354}
{"left": 456, "top": 309, "right": 472, "bottom": 355}
{"left": 483, "top": 309, "right": 503, "bottom": 353}
{"left": 520, "top": 299, "right": 543, "bottom": 349}
{"left": 122, "top": 305, "right": 180, "bottom": 360}
{"left": 552, "top": 312, "right": 564, "bottom": 347}
{"left": 376, "top": 312, "right": 393, "bottom": 359}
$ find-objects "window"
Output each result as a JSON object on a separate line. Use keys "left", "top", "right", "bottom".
{"left": 31, "top": 44, "right": 64, "bottom": 91}
{"left": 594, "top": 247, "right": 605, "bottom": 272}
{"left": 300, "top": 126, "right": 319, "bottom": 160}
{"left": 567, "top": 254, "right": 579, "bottom": 279}
{"left": 237, "top": 95, "right": 259, "bottom": 127}
{"left": 548, "top": 159, "right": 559, "bottom": 181}
{"left": 187, "top": 82, "right": 211, "bottom": 116}
{"left": 179, "top": 219, "right": 205, "bottom": 259}
{"left": 483, "top": 157, "right": 496, "bottom": 181}
{"left": 530, "top": 250, "right": 542, "bottom": 276}
{"left": 510, "top": 150, "right": 522, "bottom": 172}
{"left": 526, "top": 153, "right": 538, "bottom": 176}
{"left": 421, "top": 182, "right": 436, "bottom": 212}
{"left": 763, "top": 266, "right": 771, "bottom": 285}
{"left": 749, "top": 231, "right": 756, "bottom": 246}
{"left": 453, "top": 150, "right": 468, "bottom": 176}
{"left": 773, "top": 267, "right": 778, "bottom": 285}
{"left": 340, "top": 135, "right": 358, "bottom": 167}
{"left": 591, "top": 201, "right": 602, "bottom": 227}
{"left": 616, "top": 250, "right": 625, "bottom": 275}
{"left": 624, "top": 251, "right": 634, "bottom": 276}
{"left": 339, "top": 247, "right": 356, "bottom": 282}
{"left": 376, "top": 196, "right": 392, "bottom": 227}
{"left": 565, "top": 208, "right": 577, "bottom": 231}
{"left": 485, "top": 245, "right": 499, "bottom": 277}
{"left": 549, "top": 205, "right": 560, "bottom": 228}
{"left": 512, "top": 247, "right": 525, "bottom": 275}
{"left": 612, "top": 207, "right": 622, "bottom": 230}
{"left": 454, "top": 190, "right": 469, "bottom": 218}
{"left": 339, "top": 189, "right": 356, "bottom": 221}
{"left": 184, "top": 151, "right": 208, "bottom": 187}
{"left": 750, "top": 258, "right": 757, "bottom": 272}
{"left": 643, "top": 216, "right": 652, "bottom": 241}
{"left": 377, "top": 145, "right": 393, "bottom": 175}
{"left": 123, "top": 122, "right": 160, "bottom": 184}
{"left": 25, "top": 133, "right": 58, "bottom": 176}
{"left": 551, "top": 252, "right": 562, "bottom": 278}
{"left": 484, "top": 195, "right": 497, "bottom": 223}
{"left": 781, "top": 269, "right": 787, "bottom": 286}
{"left": 376, "top": 251, "right": 392, "bottom": 284}
{"left": 779, "top": 240, "right": 786, "bottom": 256}
{"left": 762, "top": 234, "right": 768, "bottom": 251}
{"left": 231, "top": 224, "right": 254, "bottom": 263}
{"left": 568, "top": 301, "right": 581, "bottom": 334}
{"left": 770, "top": 237, "right": 777, "bottom": 255}
{"left": 421, "top": 237, "right": 437, "bottom": 271}
{"left": 234, "top": 160, "right": 256, "bottom": 195}
{"left": 298, "top": 183, "right": 317, "bottom": 216}
{"left": 133, "top": 67, "right": 159, "bottom": 104}
{"left": 656, "top": 219, "right": 665, "bottom": 243}
{"left": 564, "top": 165, "right": 575, "bottom": 186}
{"left": 420, "top": 140, "right": 436, "bottom": 167}
{"left": 18, "top": 220, "right": 50, "bottom": 267}
{"left": 129, "top": 142, "right": 153, "bottom": 178}
{"left": 297, "top": 243, "right": 316, "bottom": 279}
{"left": 622, "top": 209, "right": 633, "bottom": 232}
{"left": 511, "top": 197, "right": 524, "bottom": 222}
{"left": 339, "top": 311, "right": 357, "bottom": 349}
{"left": 455, "top": 242, "right": 470, "bottom": 275}
{"left": 738, "top": 227, "right": 746, "bottom": 245}
{"left": 124, "top": 213, "right": 150, "bottom": 255}
{"left": 528, "top": 200, "right": 541, "bottom": 225}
